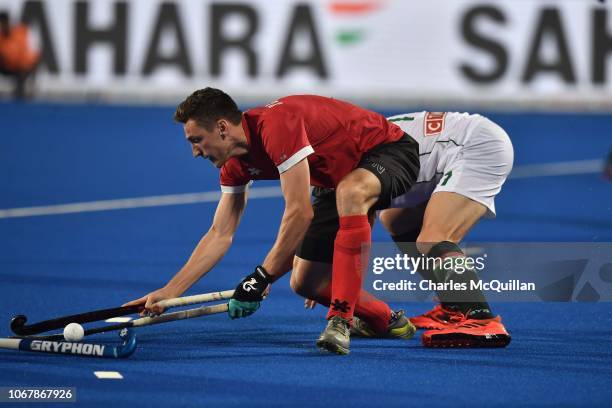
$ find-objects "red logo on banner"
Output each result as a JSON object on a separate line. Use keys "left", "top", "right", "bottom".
{"left": 424, "top": 112, "right": 446, "bottom": 136}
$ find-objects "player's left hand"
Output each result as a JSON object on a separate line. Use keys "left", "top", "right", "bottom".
{"left": 229, "top": 265, "right": 272, "bottom": 319}
{"left": 123, "top": 286, "right": 179, "bottom": 317}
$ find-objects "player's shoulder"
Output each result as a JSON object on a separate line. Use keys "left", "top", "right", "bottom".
{"left": 279, "top": 94, "right": 329, "bottom": 103}
{"left": 261, "top": 95, "right": 325, "bottom": 110}
{"left": 244, "top": 102, "right": 294, "bottom": 131}
{"left": 254, "top": 97, "right": 311, "bottom": 125}
{"left": 249, "top": 97, "right": 294, "bottom": 119}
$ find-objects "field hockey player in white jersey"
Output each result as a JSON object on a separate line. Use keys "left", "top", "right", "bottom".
{"left": 361, "top": 112, "right": 514, "bottom": 347}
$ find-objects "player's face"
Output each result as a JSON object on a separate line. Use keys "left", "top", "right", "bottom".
{"left": 184, "top": 119, "right": 230, "bottom": 168}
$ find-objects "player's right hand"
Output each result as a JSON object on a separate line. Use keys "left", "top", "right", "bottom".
{"left": 229, "top": 265, "right": 272, "bottom": 319}
{"left": 304, "top": 299, "right": 317, "bottom": 309}
{"left": 122, "top": 287, "right": 178, "bottom": 317}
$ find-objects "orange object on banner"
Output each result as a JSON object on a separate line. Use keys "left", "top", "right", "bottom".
{"left": 0, "top": 24, "right": 39, "bottom": 72}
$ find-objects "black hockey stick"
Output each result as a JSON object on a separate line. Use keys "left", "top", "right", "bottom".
{"left": 13, "top": 303, "right": 229, "bottom": 341}
{"left": 10, "top": 290, "right": 234, "bottom": 337}
{"left": 10, "top": 305, "right": 142, "bottom": 337}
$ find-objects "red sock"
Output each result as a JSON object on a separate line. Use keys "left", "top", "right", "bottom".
{"left": 327, "top": 214, "right": 373, "bottom": 324}
{"left": 316, "top": 285, "right": 391, "bottom": 334}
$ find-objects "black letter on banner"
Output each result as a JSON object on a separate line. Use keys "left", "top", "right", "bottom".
{"left": 210, "top": 4, "right": 258, "bottom": 77}
{"left": 276, "top": 5, "right": 327, "bottom": 78}
{"left": 593, "top": 9, "right": 612, "bottom": 84}
{"left": 459, "top": 6, "right": 507, "bottom": 83}
{"left": 75, "top": 1, "right": 127, "bottom": 74}
{"left": 143, "top": 2, "right": 193, "bottom": 76}
{"left": 522, "top": 8, "right": 575, "bottom": 83}
{"left": 21, "top": 0, "right": 59, "bottom": 73}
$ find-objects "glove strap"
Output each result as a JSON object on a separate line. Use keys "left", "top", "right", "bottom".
{"left": 255, "top": 265, "right": 272, "bottom": 283}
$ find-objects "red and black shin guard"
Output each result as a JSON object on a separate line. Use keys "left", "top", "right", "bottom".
{"left": 327, "top": 215, "right": 378, "bottom": 325}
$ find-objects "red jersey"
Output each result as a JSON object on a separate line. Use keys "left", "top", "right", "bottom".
{"left": 220, "top": 95, "right": 405, "bottom": 192}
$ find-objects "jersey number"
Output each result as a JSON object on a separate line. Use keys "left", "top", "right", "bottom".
{"left": 441, "top": 171, "right": 453, "bottom": 186}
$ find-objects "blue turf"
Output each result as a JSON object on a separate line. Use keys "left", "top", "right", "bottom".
{"left": 1, "top": 102, "right": 611, "bottom": 407}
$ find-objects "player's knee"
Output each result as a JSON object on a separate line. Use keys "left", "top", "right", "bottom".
{"left": 378, "top": 210, "right": 399, "bottom": 234}
{"left": 289, "top": 272, "right": 312, "bottom": 298}
{"left": 336, "top": 181, "right": 370, "bottom": 214}
{"left": 336, "top": 180, "right": 363, "bottom": 201}
{"left": 290, "top": 260, "right": 312, "bottom": 297}
{"left": 289, "top": 273, "right": 301, "bottom": 294}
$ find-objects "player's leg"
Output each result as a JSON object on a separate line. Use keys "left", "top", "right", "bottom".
{"left": 417, "top": 191, "right": 486, "bottom": 251}
{"left": 414, "top": 191, "right": 512, "bottom": 347}
{"left": 378, "top": 204, "right": 426, "bottom": 239}
{"left": 326, "top": 167, "right": 381, "bottom": 323}
{"left": 378, "top": 202, "right": 429, "bottom": 276}
{"left": 294, "top": 184, "right": 416, "bottom": 344}
{"left": 411, "top": 119, "right": 512, "bottom": 346}
{"left": 317, "top": 134, "right": 419, "bottom": 353}
{"left": 415, "top": 118, "right": 513, "bottom": 319}
{"left": 290, "top": 258, "right": 331, "bottom": 307}
{"left": 292, "top": 257, "right": 391, "bottom": 324}
{"left": 417, "top": 191, "right": 490, "bottom": 314}
{"left": 378, "top": 202, "right": 472, "bottom": 325}
{"left": 298, "top": 178, "right": 396, "bottom": 355}
{"left": 298, "top": 178, "right": 383, "bottom": 354}
{"left": 291, "top": 256, "right": 412, "bottom": 336}
{"left": 294, "top": 187, "right": 393, "bottom": 335}
{"left": 328, "top": 134, "right": 420, "bottom": 325}
{"left": 383, "top": 118, "right": 513, "bottom": 312}
{"left": 378, "top": 196, "right": 486, "bottom": 329}
{"left": 378, "top": 191, "right": 511, "bottom": 346}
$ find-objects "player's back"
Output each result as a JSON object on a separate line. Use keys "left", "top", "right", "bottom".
{"left": 254, "top": 95, "right": 403, "bottom": 152}
{"left": 238, "top": 95, "right": 406, "bottom": 187}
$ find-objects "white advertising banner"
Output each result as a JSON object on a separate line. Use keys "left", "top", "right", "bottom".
{"left": 1, "top": 0, "right": 611, "bottom": 107}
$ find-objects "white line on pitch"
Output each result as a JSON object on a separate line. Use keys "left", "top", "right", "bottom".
{"left": 0, "top": 186, "right": 281, "bottom": 219}
{"left": 0, "top": 159, "right": 604, "bottom": 219}
{"left": 508, "top": 158, "right": 603, "bottom": 179}
{"left": 94, "top": 371, "right": 123, "bottom": 379}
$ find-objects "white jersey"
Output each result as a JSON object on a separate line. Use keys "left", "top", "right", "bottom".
{"left": 388, "top": 111, "right": 486, "bottom": 181}
{"left": 387, "top": 112, "right": 513, "bottom": 216}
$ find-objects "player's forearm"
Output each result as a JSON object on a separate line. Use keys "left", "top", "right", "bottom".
{"left": 164, "top": 228, "right": 233, "bottom": 295}
{"left": 262, "top": 207, "right": 313, "bottom": 278}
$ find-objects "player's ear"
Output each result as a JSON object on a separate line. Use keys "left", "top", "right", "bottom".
{"left": 217, "top": 119, "right": 228, "bottom": 139}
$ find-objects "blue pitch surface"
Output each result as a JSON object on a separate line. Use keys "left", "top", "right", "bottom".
{"left": 1, "top": 102, "right": 611, "bottom": 407}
